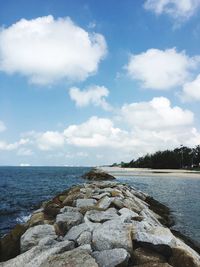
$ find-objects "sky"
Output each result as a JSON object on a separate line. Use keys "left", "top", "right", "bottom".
{"left": 1, "top": 0, "right": 200, "bottom": 166}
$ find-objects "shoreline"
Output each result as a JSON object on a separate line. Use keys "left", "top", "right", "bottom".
{"left": 99, "top": 166, "right": 200, "bottom": 179}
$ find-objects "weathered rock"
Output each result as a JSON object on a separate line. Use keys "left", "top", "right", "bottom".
{"left": 119, "top": 207, "right": 139, "bottom": 218}
{"left": 1, "top": 239, "right": 74, "bottom": 267}
{"left": 28, "top": 212, "right": 45, "bottom": 227}
{"left": 133, "top": 247, "right": 166, "bottom": 264}
{"left": 92, "top": 192, "right": 110, "bottom": 200}
{"left": 133, "top": 263, "right": 173, "bottom": 267}
{"left": 20, "top": 224, "right": 57, "bottom": 253}
{"left": 40, "top": 248, "right": 98, "bottom": 267}
{"left": 96, "top": 196, "right": 113, "bottom": 210}
{"left": 169, "top": 245, "right": 200, "bottom": 267}
{"left": 0, "top": 224, "right": 27, "bottom": 261}
{"left": 77, "top": 231, "right": 92, "bottom": 246}
{"left": 56, "top": 207, "right": 83, "bottom": 235}
{"left": 82, "top": 169, "right": 115, "bottom": 181}
{"left": 64, "top": 223, "right": 90, "bottom": 241}
{"left": 92, "top": 248, "right": 130, "bottom": 267}
{"left": 133, "top": 226, "right": 176, "bottom": 257}
{"left": 85, "top": 208, "right": 119, "bottom": 223}
{"left": 92, "top": 220, "right": 133, "bottom": 253}
{"left": 76, "top": 198, "right": 97, "bottom": 209}
{"left": 43, "top": 202, "right": 60, "bottom": 219}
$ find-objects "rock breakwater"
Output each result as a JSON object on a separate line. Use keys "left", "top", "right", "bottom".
{"left": 0, "top": 177, "right": 199, "bottom": 266}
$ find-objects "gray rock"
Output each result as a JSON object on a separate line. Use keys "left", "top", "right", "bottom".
{"left": 2, "top": 240, "right": 74, "bottom": 267}
{"left": 20, "top": 225, "right": 56, "bottom": 253}
{"left": 96, "top": 196, "right": 113, "bottom": 210}
{"left": 92, "top": 192, "right": 110, "bottom": 200}
{"left": 133, "top": 263, "right": 173, "bottom": 267}
{"left": 124, "top": 198, "right": 143, "bottom": 213}
{"left": 92, "top": 220, "right": 133, "bottom": 253}
{"left": 64, "top": 223, "right": 89, "bottom": 241}
{"left": 119, "top": 207, "right": 139, "bottom": 217}
{"left": 40, "top": 248, "right": 98, "bottom": 267}
{"left": 92, "top": 248, "right": 130, "bottom": 267}
{"left": 76, "top": 198, "right": 97, "bottom": 208}
{"left": 56, "top": 208, "right": 83, "bottom": 235}
{"left": 77, "top": 231, "right": 92, "bottom": 246}
{"left": 85, "top": 208, "right": 119, "bottom": 223}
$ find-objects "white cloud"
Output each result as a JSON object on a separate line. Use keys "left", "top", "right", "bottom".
{"left": 64, "top": 116, "right": 128, "bottom": 148}
{"left": 144, "top": 0, "right": 200, "bottom": 21}
{"left": 37, "top": 131, "right": 65, "bottom": 150}
{"left": 0, "top": 121, "right": 6, "bottom": 132}
{"left": 17, "top": 148, "right": 33, "bottom": 156}
{"left": 0, "top": 138, "right": 29, "bottom": 151}
{"left": 0, "top": 15, "right": 107, "bottom": 85}
{"left": 121, "top": 97, "right": 194, "bottom": 130}
{"left": 181, "top": 74, "right": 200, "bottom": 101}
{"left": 69, "top": 85, "right": 111, "bottom": 110}
{"left": 126, "top": 48, "right": 199, "bottom": 90}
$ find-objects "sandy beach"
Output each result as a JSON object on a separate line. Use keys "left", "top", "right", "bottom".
{"left": 99, "top": 166, "right": 200, "bottom": 179}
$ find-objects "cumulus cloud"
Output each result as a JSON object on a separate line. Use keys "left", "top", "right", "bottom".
{"left": 69, "top": 85, "right": 111, "bottom": 110}
{"left": 144, "top": 0, "right": 200, "bottom": 21}
{"left": 37, "top": 131, "right": 65, "bottom": 150}
{"left": 0, "top": 15, "right": 107, "bottom": 85}
{"left": 126, "top": 48, "right": 199, "bottom": 90}
{"left": 0, "top": 138, "right": 29, "bottom": 151}
{"left": 64, "top": 116, "right": 128, "bottom": 148}
{"left": 0, "top": 120, "right": 6, "bottom": 132}
{"left": 121, "top": 97, "right": 194, "bottom": 129}
{"left": 181, "top": 74, "right": 200, "bottom": 101}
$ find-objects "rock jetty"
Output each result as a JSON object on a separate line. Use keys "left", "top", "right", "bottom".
{"left": 0, "top": 175, "right": 199, "bottom": 266}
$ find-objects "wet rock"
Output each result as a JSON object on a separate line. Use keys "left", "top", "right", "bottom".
{"left": 85, "top": 208, "right": 119, "bottom": 223}
{"left": 43, "top": 202, "right": 60, "bottom": 219}
{"left": 82, "top": 169, "right": 115, "bottom": 181}
{"left": 133, "top": 247, "right": 166, "bottom": 264}
{"left": 92, "top": 248, "right": 130, "bottom": 267}
{"left": 28, "top": 212, "right": 45, "bottom": 227}
{"left": 56, "top": 207, "right": 83, "bottom": 235}
{"left": 133, "top": 263, "right": 173, "bottom": 267}
{"left": 92, "top": 220, "right": 133, "bottom": 253}
{"left": 20, "top": 224, "right": 57, "bottom": 253}
{"left": 0, "top": 224, "right": 27, "bottom": 261}
{"left": 40, "top": 248, "right": 98, "bottom": 267}
{"left": 169, "top": 245, "right": 200, "bottom": 267}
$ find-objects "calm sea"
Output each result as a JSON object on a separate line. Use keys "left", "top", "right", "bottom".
{"left": 0, "top": 167, "right": 199, "bottom": 244}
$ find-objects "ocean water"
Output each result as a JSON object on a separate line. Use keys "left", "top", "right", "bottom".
{"left": 0, "top": 167, "right": 200, "bottom": 244}
{"left": 117, "top": 175, "right": 200, "bottom": 244}
{"left": 0, "top": 166, "right": 90, "bottom": 237}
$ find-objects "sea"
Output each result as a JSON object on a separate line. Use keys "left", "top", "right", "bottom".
{"left": 0, "top": 166, "right": 200, "bottom": 244}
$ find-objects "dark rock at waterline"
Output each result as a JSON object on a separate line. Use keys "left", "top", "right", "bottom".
{"left": 0, "top": 224, "right": 27, "bottom": 261}
{"left": 82, "top": 169, "right": 115, "bottom": 181}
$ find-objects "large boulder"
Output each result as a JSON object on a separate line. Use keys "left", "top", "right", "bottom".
{"left": 82, "top": 169, "right": 115, "bottom": 181}
{"left": 92, "top": 220, "right": 133, "bottom": 253}
{"left": 85, "top": 208, "right": 119, "bottom": 223}
{"left": 133, "top": 247, "right": 166, "bottom": 264}
{"left": 1, "top": 239, "right": 74, "bottom": 267}
{"left": 20, "top": 224, "right": 57, "bottom": 253}
{"left": 92, "top": 248, "right": 130, "bottom": 267}
{"left": 40, "top": 248, "right": 98, "bottom": 267}
{"left": 64, "top": 223, "right": 90, "bottom": 241}
{"left": 0, "top": 224, "right": 27, "bottom": 261}
{"left": 56, "top": 206, "right": 83, "bottom": 236}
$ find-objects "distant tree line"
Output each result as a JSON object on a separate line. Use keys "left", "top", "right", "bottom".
{"left": 113, "top": 145, "right": 200, "bottom": 169}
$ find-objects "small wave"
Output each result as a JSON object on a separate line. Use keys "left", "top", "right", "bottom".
{"left": 16, "top": 214, "right": 31, "bottom": 223}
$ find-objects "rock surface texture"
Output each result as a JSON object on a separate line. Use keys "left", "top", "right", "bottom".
{"left": 0, "top": 177, "right": 200, "bottom": 267}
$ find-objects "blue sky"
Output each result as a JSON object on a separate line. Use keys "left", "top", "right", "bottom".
{"left": 1, "top": 0, "right": 200, "bottom": 166}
